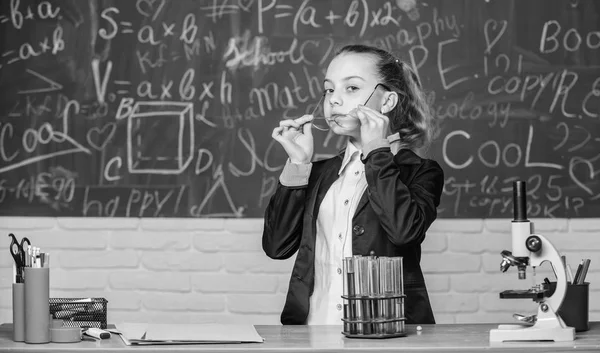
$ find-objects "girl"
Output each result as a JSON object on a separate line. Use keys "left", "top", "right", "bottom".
{"left": 262, "top": 44, "right": 444, "bottom": 325}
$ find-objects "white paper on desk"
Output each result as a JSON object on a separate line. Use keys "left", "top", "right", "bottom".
{"left": 115, "top": 323, "right": 264, "bottom": 345}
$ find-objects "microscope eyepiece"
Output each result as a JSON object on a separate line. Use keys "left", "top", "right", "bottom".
{"left": 513, "top": 181, "right": 528, "bottom": 221}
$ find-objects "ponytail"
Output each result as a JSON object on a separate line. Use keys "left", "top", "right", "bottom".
{"left": 394, "top": 63, "right": 438, "bottom": 153}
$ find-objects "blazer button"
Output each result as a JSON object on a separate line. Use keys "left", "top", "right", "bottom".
{"left": 353, "top": 225, "right": 365, "bottom": 236}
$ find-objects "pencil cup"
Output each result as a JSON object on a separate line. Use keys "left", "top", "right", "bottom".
{"left": 24, "top": 267, "right": 50, "bottom": 344}
{"left": 12, "top": 283, "right": 25, "bottom": 342}
{"left": 558, "top": 282, "right": 589, "bottom": 332}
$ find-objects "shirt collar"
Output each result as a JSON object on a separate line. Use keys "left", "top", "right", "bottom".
{"left": 338, "top": 141, "right": 361, "bottom": 175}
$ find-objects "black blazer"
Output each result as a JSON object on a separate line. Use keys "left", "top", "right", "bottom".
{"left": 262, "top": 147, "right": 444, "bottom": 325}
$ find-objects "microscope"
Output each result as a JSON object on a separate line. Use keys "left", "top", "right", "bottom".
{"left": 489, "top": 181, "right": 575, "bottom": 342}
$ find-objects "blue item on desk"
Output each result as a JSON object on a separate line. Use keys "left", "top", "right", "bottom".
{"left": 8, "top": 233, "right": 31, "bottom": 283}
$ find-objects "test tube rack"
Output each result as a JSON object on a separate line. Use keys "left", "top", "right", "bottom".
{"left": 341, "top": 255, "right": 406, "bottom": 338}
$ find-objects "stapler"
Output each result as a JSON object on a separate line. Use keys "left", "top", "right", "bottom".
{"left": 489, "top": 181, "right": 575, "bottom": 342}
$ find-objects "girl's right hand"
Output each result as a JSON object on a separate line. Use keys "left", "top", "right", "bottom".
{"left": 271, "top": 115, "right": 314, "bottom": 164}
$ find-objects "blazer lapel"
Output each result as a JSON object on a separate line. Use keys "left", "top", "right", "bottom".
{"left": 353, "top": 190, "right": 370, "bottom": 217}
{"left": 310, "top": 159, "right": 342, "bottom": 218}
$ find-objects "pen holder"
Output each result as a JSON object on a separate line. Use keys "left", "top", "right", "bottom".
{"left": 551, "top": 281, "right": 590, "bottom": 332}
{"left": 24, "top": 267, "right": 50, "bottom": 344}
{"left": 341, "top": 294, "right": 406, "bottom": 338}
{"left": 12, "top": 283, "right": 25, "bottom": 342}
{"left": 49, "top": 298, "right": 108, "bottom": 329}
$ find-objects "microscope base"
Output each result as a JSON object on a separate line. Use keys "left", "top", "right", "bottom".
{"left": 490, "top": 324, "right": 575, "bottom": 342}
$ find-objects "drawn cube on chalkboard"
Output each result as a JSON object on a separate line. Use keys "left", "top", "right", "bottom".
{"left": 127, "top": 101, "right": 194, "bottom": 174}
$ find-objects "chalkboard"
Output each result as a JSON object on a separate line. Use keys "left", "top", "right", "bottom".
{"left": 0, "top": 0, "right": 599, "bottom": 218}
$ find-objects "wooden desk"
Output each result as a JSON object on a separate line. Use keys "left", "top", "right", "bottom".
{"left": 1, "top": 323, "right": 599, "bottom": 352}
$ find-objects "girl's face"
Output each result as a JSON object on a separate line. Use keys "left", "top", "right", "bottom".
{"left": 322, "top": 52, "right": 385, "bottom": 137}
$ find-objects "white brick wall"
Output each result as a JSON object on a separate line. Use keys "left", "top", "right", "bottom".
{"left": 1, "top": 217, "right": 598, "bottom": 326}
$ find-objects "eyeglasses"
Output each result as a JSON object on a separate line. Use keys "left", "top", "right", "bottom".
{"left": 311, "top": 83, "right": 391, "bottom": 131}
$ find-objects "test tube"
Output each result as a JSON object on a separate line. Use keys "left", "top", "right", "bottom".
{"left": 352, "top": 256, "right": 363, "bottom": 334}
{"left": 392, "top": 257, "right": 405, "bottom": 334}
{"left": 379, "top": 257, "right": 394, "bottom": 334}
{"left": 354, "top": 256, "right": 373, "bottom": 334}
{"left": 368, "top": 256, "right": 381, "bottom": 333}
{"left": 343, "top": 257, "right": 356, "bottom": 334}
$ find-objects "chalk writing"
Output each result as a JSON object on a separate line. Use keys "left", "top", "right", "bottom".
{"left": 0, "top": 0, "right": 598, "bottom": 218}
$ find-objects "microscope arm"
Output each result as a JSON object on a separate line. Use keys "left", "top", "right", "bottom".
{"left": 526, "top": 234, "right": 567, "bottom": 313}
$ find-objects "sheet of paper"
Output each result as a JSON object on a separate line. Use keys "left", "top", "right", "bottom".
{"left": 114, "top": 323, "right": 264, "bottom": 345}
{"left": 146, "top": 323, "right": 263, "bottom": 342}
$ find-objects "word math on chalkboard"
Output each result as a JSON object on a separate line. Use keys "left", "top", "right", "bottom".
{"left": 0, "top": 0, "right": 599, "bottom": 218}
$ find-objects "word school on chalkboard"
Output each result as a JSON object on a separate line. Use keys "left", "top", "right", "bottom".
{"left": 0, "top": 0, "right": 599, "bottom": 218}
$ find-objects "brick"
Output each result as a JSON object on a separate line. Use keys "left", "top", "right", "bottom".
{"left": 0, "top": 217, "right": 55, "bottom": 229}
{"left": 3, "top": 230, "right": 109, "bottom": 250}
{"left": 227, "top": 294, "right": 285, "bottom": 314}
{"left": 111, "top": 232, "right": 190, "bottom": 250}
{"left": 447, "top": 233, "right": 491, "bottom": 254}
{"left": 590, "top": 296, "right": 600, "bottom": 312}
{"left": 580, "top": 271, "right": 599, "bottom": 285}
{"left": 421, "top": 253, "right": 481, "bottom": 273}
{"left": 484, "top": 219, "right": 511, "bottom": 234}
{"left": 105, "top": 292, "right": 142, "bottom": 310}
{"left": 109, "top": 272, "right": 190, "bottom": 292}
{"left": 0, "top": 268, "right": 12, "bottom": 289}
{"left": 224, "top": 314, "right": 282, "bottom": 325}
{"left": 224, "top": 219, "right": 264, "bottom": 233}
{"left": 109, "top": 312, "right": 279, "bottom": 325}
{"left": 142, "top": 293, "right": 225, "bottom": 312}
{"left": 140, "top": 218, "right": 223, "bottom": 231}
{"left": 478, "top": 230, "right": 511, "bottom": 252}
{"left": 50, "top": 270, "right": 108, "bottom": 290}
{"left": 428, "top": 219, "right": 483, "bottom": 233}
{"left": 109, "top": 311, "right": 179, "bottom": 324}
{"left": 429, "top": 293, "right": 479, "bottom": 313}
{"left": 192, "top": 274, "right": 278, "bottom": 293}
{"left": 451, "top": 273, "right": 532, "bottom": 293}
{"left": 57, "top": 217, "right": 139, "bottom": 230}
{"left": 424, "top": 274, "right": 450, "bottom": 292}
{"left": 0, "top": 289, "right": 10, "bottom": 308}
{"left": 541, "top": 233, "right": 600, "bottom": 251}
{"left": 48, "top": 290, "right": 141, "bottom": 311}
{"left": 479, "top": 293, "right": 535, "bottom": 312}
{"left": 570, "top": 219, "right": 600, "bottom": 231}
{"left": 59, "top": 250, "right": 138, "bottom": 268}
{"left": 277, "top": 274, "right": 291, "bottom": 294}
{"left": 193, "top": 232, "right": 263, "bottom": 253}
{"left": 455, "top": 312, "right": 514, "bottom": 324}
{"left": 528, "top": 218, "right": 568, "bottom": 232}
{"left": 142, "top": 252, "right": 222, "bottom": 271}
{"left": 0, "top": 309, "right": 11, "bottom": 325}
{"left": 222, "top": 253, "right": 294, "bottom": 274}
{"left": 421, "top": 233, "right": 447, "bottom": 253}
{"left": 50, "top": 290, "right": 109, "bottom": 299}
{"left": 0, "top": 255, "right": 10, "bottom": 268}
{"left": 432, "top": 314, "right": 456, "bottom": 324}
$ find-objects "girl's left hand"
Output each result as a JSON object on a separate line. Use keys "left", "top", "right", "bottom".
{"left": 353, "top": 105, "right": 390, "bottom": 145}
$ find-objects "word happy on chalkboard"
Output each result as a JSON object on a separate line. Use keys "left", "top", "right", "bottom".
{"left": 0, "top": 0, "right": 599, "bottom": 218}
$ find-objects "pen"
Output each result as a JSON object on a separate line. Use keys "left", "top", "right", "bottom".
{"left": 577, "top": 259, "right": 591, "bottom": 284}
{"left": 561, "top": 256, "right": 574, "bottom": 283}
{"left": 573, "top": 260, "right": 584, "bottom": 284}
